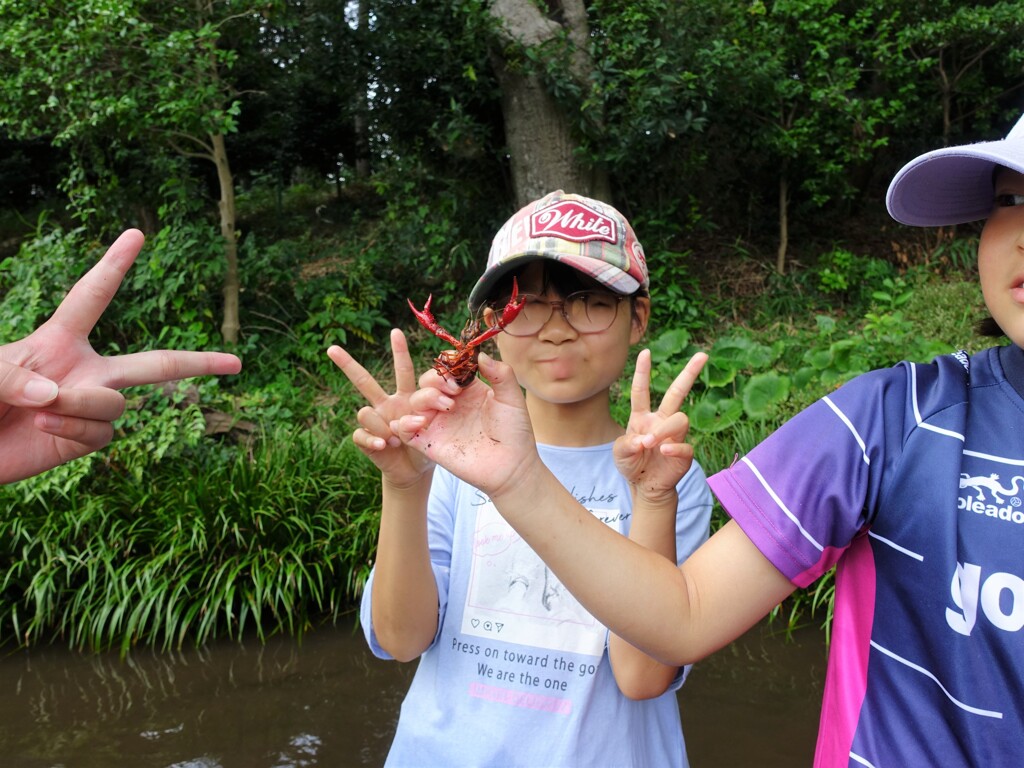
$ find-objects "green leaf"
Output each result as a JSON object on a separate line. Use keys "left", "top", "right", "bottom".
{"left": 742, "top": 372, "right": 791, "bottom": 419}
{"left": 709, "top": 335, "right": 780, "bottom": 369}
{"left": 690, "top": 396, "right": 743, "bottom": 433}
{"left": 701, "top": 358, "right": 738, "bottom": 388}
{"left": 649, "top": 327, "right": 692, "bottom": 360}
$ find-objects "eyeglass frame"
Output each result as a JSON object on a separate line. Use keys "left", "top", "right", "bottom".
{"left": 485, "top": 290, "right": 631, "bottom": 337}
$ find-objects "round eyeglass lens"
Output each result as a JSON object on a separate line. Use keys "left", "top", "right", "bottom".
{"left": 492, "top": 292, "right": 623, "bottom": 336}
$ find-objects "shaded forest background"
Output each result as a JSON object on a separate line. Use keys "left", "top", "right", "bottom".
{"left": 0, "top": 0, "right": 1022, "bottom": 651}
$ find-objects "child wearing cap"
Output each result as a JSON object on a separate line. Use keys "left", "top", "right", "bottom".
{"left": 329, "top": 191, "right": 713, "bottom": 766}
{"left": 387, "top": 114, "right": 1024, "bottom": 767}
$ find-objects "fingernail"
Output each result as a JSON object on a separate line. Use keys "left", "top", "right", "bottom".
{"left": 24, "top": 378, "right": 58, "bottom": 404}
{"left": 36, "top": 412, "right": 62, "bottom": 430}
{"left": 438, "top": 395, "right": 455, "bottom": 410}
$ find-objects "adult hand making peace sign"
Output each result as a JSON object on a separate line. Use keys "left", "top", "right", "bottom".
{"left": 0, "top": 229, "right": 242, "bottom": 484}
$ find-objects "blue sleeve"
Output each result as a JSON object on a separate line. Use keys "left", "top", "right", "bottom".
{"left": 708, "top": 365, "right": 913, "bottom": 587}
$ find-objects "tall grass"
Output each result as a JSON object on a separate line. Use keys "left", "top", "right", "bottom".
{"left": 0, "top": 427, "right": 381, "bottom": 654}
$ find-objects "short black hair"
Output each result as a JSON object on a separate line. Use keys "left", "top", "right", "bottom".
{"left": 484, "top": 260, "right": 649, "bottom": 308}
{"left": 978, "top": 316, "right": 1005, "bottom": 338}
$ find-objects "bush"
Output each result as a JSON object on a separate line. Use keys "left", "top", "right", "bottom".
{"left": 0, "top": 427, "right": 381, "bottom": 653}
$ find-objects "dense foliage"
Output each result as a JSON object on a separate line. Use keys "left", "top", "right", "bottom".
{"left": 0, "top": 0, "right": 1020, "bottom": 651}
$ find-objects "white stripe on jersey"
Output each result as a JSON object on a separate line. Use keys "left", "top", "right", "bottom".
{"left": 870, "top": 640, "right": 1003, "bottom": 718}
{"left": 740, "top": 456, "right": 824, "bottom": 552}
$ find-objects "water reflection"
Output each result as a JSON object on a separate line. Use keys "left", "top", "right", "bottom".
{"left": 0, "top": 614, "right": 824, "bottom": 767}
{"left": 680, "top": 621, "right": 826, "bottom": 767}
{"left": 0, "top": 616, "right": 413, "bottom": 767}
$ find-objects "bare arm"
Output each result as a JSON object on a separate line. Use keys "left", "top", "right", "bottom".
{"left": 371, "top": 472, "right": 440, "bottom": 661}
{"left": 607, "top": 488, "right": 681, "bottom": 698}
{"left": 489, "top": 458, "right": 794, "bottom": 666}
{"left": 328, "top": 330, "right": 450, "bottom": 661}
{"left": 608, "top": 350, "right": 706, "bottom": 698}
{"left": 395, "top": 352, "right": 795, "bottom": 666}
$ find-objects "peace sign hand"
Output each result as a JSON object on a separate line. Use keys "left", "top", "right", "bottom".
{"left": 328, "top": 328, "right": 439, "bottom": 488}
{"left": 613, "top": 349, "right": 708, "bottom": 505}
{"left": 0, "top": 229, "right": 241, "bottom": 484}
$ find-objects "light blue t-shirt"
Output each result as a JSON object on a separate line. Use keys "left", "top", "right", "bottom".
{"left": 362, "top": 442, "right": 712, "bottom": 767}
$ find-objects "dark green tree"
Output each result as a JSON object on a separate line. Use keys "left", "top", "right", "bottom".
{"left": 0, "top": 0, "right": 277, "bottom": 343}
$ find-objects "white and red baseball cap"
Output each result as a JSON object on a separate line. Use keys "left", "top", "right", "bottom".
{"left": 468, "top": 190, "right": 649, "bottom": 312}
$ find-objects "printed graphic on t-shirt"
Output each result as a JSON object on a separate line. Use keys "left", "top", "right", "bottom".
{"left": 462, "top": 501, "right": 622, "bottom": 655}
{"left": 958, "top": 471, "right": 1024, "bottom": 523}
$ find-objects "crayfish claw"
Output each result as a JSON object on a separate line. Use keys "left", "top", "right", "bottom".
{"left": 497, "top": 277, "right": 526, "bottom": 327}
{"left": 408, "top": 294, "right": 461, "bottom": 347}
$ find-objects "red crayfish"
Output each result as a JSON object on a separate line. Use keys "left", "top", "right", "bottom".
{"left": 408, "top": 279, "right": 526, "bottom": 386}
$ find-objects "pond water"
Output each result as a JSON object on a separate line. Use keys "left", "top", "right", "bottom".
{"left": 0, "top": 614, "right": 826, "bottom": 767}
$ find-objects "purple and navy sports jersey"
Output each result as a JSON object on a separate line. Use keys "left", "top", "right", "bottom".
{"left": 709, "top": 345, "right": 1024, "bottom": 768}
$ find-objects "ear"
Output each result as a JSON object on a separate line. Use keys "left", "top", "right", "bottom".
{"left": 480, "top": 306, "right": 506, "bottom": 360}
{"left": 630, "top": 296, "right": 651, "bottom": 344}
{"left": 481, "top": 306, "right": 497, "bottom": 329}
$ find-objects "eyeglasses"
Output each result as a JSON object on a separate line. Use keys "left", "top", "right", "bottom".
{"left": 486, "top": 291, "right": 627, "bottom": 337}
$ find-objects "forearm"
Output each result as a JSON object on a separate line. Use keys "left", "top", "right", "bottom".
{"left": 490, "top": 460, "right": 794, "bottom": 665}
{"left": 625, "top": 489, "right": 678, "bottom": 561}
{"left": 608, "top": 491, "right": 681, "bottom": 698}
{"left": 369, "top": 474, "right": 440, "bottom": 661}
{"left": 490, "top": 458, "right": 693, "bottom": 661}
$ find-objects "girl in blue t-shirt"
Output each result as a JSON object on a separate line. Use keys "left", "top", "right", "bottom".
{"left": 329, "top": 191, "right": 712, "bottom": 767}
{"left": 390, "top": 114, "right": 1024, "bottom": 767}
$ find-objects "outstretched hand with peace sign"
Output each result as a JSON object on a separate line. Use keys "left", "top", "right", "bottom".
{"left": 0, "top": 229, "right": 242, "bottom": 484}
{"left": 328, "top": 328, "right": 440, "bottom": 489}
{"left": 613, "top": 349, "right": 708, "bottom": 504}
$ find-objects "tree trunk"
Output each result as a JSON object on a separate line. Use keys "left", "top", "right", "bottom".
{"left": 776, "top": 174, "right": 789, "bottom": 275}
{"left": 353, "top": 0, "right": 371, "bottom": 179}
{"left": 488, "top": 0, "right": 610, "bottom": 206}
{"left": 938, "top": 48, "right": 952, "bottom": 146}
{"left": 211, "top": 132, "right": 240, "bottom": 344}
{"left": 493, "top": 66, "right": 611, "bottom": 206}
